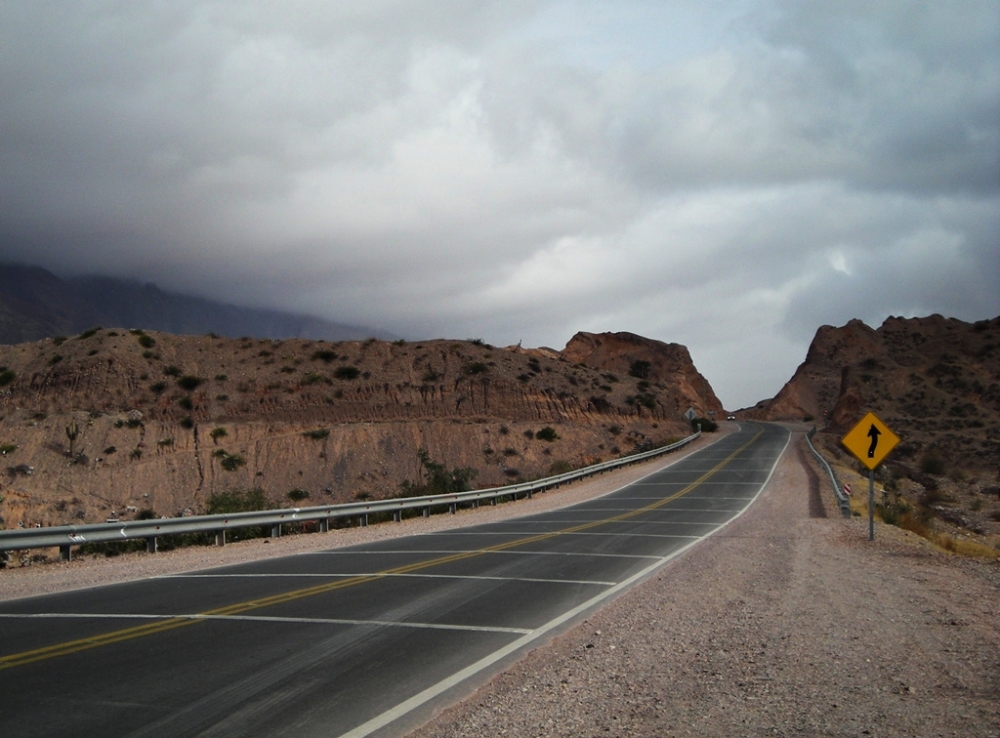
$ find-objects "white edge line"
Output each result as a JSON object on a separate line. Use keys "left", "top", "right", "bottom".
{"left": 338, "top": 426, "right": 791, "bottom": 738}
{"left": 0, "top": 612, "right": 531, "bottom": 636}
{"left": 161, "top": 573, "right": 618, "bottom": 587}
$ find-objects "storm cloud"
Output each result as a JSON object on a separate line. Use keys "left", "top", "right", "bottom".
{"left": 1, "top": 0, "right": 997, "bottom": 408}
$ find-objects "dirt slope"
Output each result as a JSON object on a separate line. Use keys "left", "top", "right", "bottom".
{"left": 0, "top": 330, "right": 714, "bottom": 530}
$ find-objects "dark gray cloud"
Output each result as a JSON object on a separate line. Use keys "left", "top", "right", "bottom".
{"left": 1, "top": 0, "right": 997, "bottom": 408}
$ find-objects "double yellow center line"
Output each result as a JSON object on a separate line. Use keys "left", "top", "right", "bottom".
{"left": 1, "top": 429, "right": 762, "bottom": 671}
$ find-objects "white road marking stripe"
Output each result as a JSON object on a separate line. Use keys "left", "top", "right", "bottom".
{"left": 336, "top": 428, "right": 791, "bottom": 738}
{"left": 163, "top": 573, "right": 616, "bottom": 586}
{"left": 313, "top": 550, "right": 661, "bottom": 560}
{"left": 0, "top": 612, "right": 532, "bottom": 635}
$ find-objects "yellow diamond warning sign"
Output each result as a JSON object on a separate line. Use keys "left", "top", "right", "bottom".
{"left": 841, "top": 411, "right": 900, "bottom": 470}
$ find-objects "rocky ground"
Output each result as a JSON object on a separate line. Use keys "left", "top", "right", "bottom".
{"left": 3, "top": 427, "right": 997, "bottom": 737}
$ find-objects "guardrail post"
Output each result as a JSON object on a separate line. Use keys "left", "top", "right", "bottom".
{"left": 449, "top": 503, "right": 456, "bottom": 514}
{"left": 526, "top": 489, "right": 532, "bottom": 499}
{"left": 271, "top": 523, "right": 282, "bottom": 537}
{"left": 393, "top": 511, "right": 401, "bottom": 523}
{"left": 146, "top": 536, "right": 158, "bottom": 554}
{"left": 319, "top": 518, "right": 330, "bottom": 533}
{"left": 422, "top": 507, "right": 429, "bottom": 517}
{"left": 360, "top": 514, "right": 368, "bottom": 527}
{"left": 215, "top": 530, "right": 226, "bottom": 547}
{"left": 59, "top": 544, "right": 71, "bottom": 562}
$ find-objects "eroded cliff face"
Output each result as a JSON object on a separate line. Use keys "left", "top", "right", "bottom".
{"left": 560, "top": 332, "right": 725, "bottom": 418}
{"left": 754, "top": 315, "right": 1000, "bottom": 473}
{"left": 0, "top": 330, "right": 716, "bottom": 527}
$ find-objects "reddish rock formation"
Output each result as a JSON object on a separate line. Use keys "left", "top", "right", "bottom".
{"left": 559, "top": 331, "right": 725, "bottom": 419}
{"left": 755, "top": 314, "right": 1000, "bottom": 473}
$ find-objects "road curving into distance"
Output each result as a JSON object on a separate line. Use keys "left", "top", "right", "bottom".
{"left": 0, "top": 422, "right": 789, "bottom": 738}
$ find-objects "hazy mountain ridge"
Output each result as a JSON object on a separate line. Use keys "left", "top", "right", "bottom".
{"left": 0, "top": 263, "right": 395, "bottom": 344}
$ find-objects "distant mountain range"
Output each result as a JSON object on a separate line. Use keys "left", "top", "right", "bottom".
{"left": 0, "top": 263, "right": 397, "bottom": 344}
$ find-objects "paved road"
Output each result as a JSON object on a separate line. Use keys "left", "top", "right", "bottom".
{"left": 0, "top": 422, "right": 789, "bottom": 738}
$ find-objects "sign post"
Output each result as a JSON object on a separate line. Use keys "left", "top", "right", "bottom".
{"left": 841, "top": 411, "right": 900, "bottom": 541}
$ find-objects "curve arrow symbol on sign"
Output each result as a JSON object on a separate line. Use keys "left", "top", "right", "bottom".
{"left": 867, "top": 424, "right": 881, "bottom": 458}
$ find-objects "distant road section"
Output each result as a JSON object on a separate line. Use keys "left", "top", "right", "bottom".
{"left": 0, "top": 422, "right": 788, "bottom": 738}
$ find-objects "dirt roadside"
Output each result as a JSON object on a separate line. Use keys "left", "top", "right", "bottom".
{"left": 407, "top": 428, "right": 1000, "bottom": 738}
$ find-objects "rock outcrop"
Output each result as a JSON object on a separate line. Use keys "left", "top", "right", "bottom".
{"left": 560, "top": 331, "right": 725, "bottom": 419}
{"left": 754, "top": 314, "right": 1000, "bottom": 473}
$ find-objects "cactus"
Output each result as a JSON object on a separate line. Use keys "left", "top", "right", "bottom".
{"left": 65, "top": 421, "right": 80, "bottom": 456}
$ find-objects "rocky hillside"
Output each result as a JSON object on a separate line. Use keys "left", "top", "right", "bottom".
{"left": 753, "top": 314, "right": 1000, "bottom": 471}
{"left": 0, "top": 329, "right": 711, "bottom": 529}
{"left": 748, "top": 314, "right": 1000, "bottom": 554}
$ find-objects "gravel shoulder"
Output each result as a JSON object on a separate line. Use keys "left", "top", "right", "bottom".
{"left": 407, "top": 428, "right": 1000, "bottom": 738}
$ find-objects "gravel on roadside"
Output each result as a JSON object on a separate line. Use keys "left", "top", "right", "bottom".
{"left": 406, "top": 429, "right": 1000, "bottom": 738}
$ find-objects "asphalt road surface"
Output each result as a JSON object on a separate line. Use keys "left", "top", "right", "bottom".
{"left": 0, "top": 422, "right": 789, "bottom": 738}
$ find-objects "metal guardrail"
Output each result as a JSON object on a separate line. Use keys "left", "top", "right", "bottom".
{"left": 805, "top": 426, "right": 851, "bottom": 518}
{"left": 0, "top": 432, "right": 701, "bottom": 561}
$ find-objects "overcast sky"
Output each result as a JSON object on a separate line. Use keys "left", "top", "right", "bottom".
{"left": 1, "top": 1, "right": 997, "bottom": 409}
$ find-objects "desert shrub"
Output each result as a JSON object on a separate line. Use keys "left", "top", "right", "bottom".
{"left": 523, "top": 429, "right": 534, "bottom": 440}
{"left": 179, "top": 417, "right": 194, "bottom": 429}
{"left": 215, "top": 374, "right": 228, "bottom": 381}
{"left": 629, "top": 360, "right": 651, "bottom": 379}
{"left": 637, "top": 393, "right": 657, "bottom": 409}
{"left": 548, "top": 460, "right": 574, "bottom": 475}
{"left": 177, "top": 375, "right": 203, "bottom": 391}
{"left": 303, "top": 428, "right": 329, "bottom": 440}
{"left": 463, "top": 362, "right": 489, "bottom": 375}
{"left": 163, "top": 365, "right": 182, "bottom": 377}
{"left": 157, "top": 438, "right": 173, "bottom": 447}
{"left": 921, "top": 453, "right": 946, "bottom": 475}
{"left": 77, "top": 327, "right": 101, "bottom": 340}
{"left": 691, "top": 417, "right": 718, "bottom": 432}
{"left": 177, "top": 397, "right": 193, "bottom": 410}
{"left": 398, "top": 449, "right": 476, "bottom": 498}
{"left": 210, "top": 427, "right": 228, "bottom": 444}
{"left": 218, "top": 452, "right": 246, "bottom": 472}
{"left": 536, "top": 426, "right": 559, "bottom": 442}
{"left": 0, "top": 370, "right": 15, "bottom": 386}
{"left": 103, "top": 446, "right": 117, "bottom": 455}
{"left": 53, "top": 336, "right": 67, "bottom": 345}
{"left": 311, "top": 350, "right": 338, "bottom": 363}
{"left": 287, "top": 488, "right": 310, "bottom": 502}
{"left": 137, "top": 334, "right": 156, "bottom": 348}
{"left": 302, "top": 372, "right": 331, "bottom": 385}
{"left": 49, "top": 355, "right": 63, "bottom": 365}
{"left": 334, "top": 366, "right": 360, "bottom": 380}
{"left": 422, "top": 368, "right": 440, "bottom": 382}
{"left": 0, "top": 444, "right": 17, "bottom": 455}
{"left": 148, "top": 381, "right": 167, "bottom": 394}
